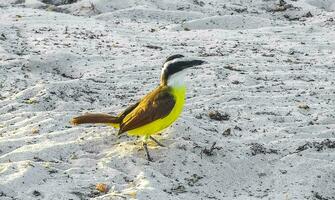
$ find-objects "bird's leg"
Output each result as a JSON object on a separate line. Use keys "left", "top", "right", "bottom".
{"left": 150, "top": 136, "right": 165, "bottom": 147}
{"left": 142, "top": 135, "right": 152, "bottom": 161}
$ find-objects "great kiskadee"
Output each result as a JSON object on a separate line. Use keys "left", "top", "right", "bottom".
{"left": 70, "top": 54, "right": 205, "bottom": 161}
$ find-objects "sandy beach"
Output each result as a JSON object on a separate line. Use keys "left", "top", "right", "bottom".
{"left": 0, "top": 0, "right": 335, "bottom": 199}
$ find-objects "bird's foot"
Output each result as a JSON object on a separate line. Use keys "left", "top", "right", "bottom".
{"left": 143, "top": 142, "right": 153, "bottom": 162}
{"left": 150, "top": 136, "right": 165, "bottom": 147}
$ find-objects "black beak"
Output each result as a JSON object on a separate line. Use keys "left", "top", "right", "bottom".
{"left": 181, "top": 59, "right": 206, "bottom": 69}
{"left": 168, "top": 59, "right": 206, "bottom": 74}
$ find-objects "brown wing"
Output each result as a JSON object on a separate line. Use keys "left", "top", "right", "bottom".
{"left": 117, "top": 101, "right": 140, "bottom": 121}
{"left": 118, "top": 86, "right": 175, "bottom": 134}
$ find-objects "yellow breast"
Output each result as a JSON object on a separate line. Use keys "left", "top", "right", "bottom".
{"left": 127, "top": 86, "right": 186, "bottom": 136}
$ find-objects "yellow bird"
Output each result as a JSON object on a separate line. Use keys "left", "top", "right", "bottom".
{"left": 70, "top": 54, "right": 205, "bottom": 161}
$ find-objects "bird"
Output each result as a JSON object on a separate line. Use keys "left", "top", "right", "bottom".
{"left": 70, "top": 54, "right": 206, "bottom": 161}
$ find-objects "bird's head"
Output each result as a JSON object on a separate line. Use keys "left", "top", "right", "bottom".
{"left": 160, "top": 54, "right": 206, "bottom": 86}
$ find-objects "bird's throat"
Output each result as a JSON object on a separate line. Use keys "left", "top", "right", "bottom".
{"left": 166, "top": 72, "right": 187, "bottom": 87}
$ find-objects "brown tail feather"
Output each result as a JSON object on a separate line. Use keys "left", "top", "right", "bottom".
{"left": 70, "top": 113, "right": 120, "bottom": 125}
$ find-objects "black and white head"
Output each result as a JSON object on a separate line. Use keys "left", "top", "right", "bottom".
{"left": 160, "top": 54, "right": 205, "bottom": 86}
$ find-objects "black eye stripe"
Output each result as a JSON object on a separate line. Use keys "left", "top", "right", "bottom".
{"left": 166, "top": 60, "right": 205, "bottom": 76}
{"left": 160, "top": 58, "right": 206, "bottom": 85}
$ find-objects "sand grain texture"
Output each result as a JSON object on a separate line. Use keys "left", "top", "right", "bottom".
{"left": 0, "top": 0, "right": 335, "bottom": 199}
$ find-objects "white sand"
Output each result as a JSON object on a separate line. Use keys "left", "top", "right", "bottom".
{"left": 1, "top": 0, "right": 335, "bottom": 199}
